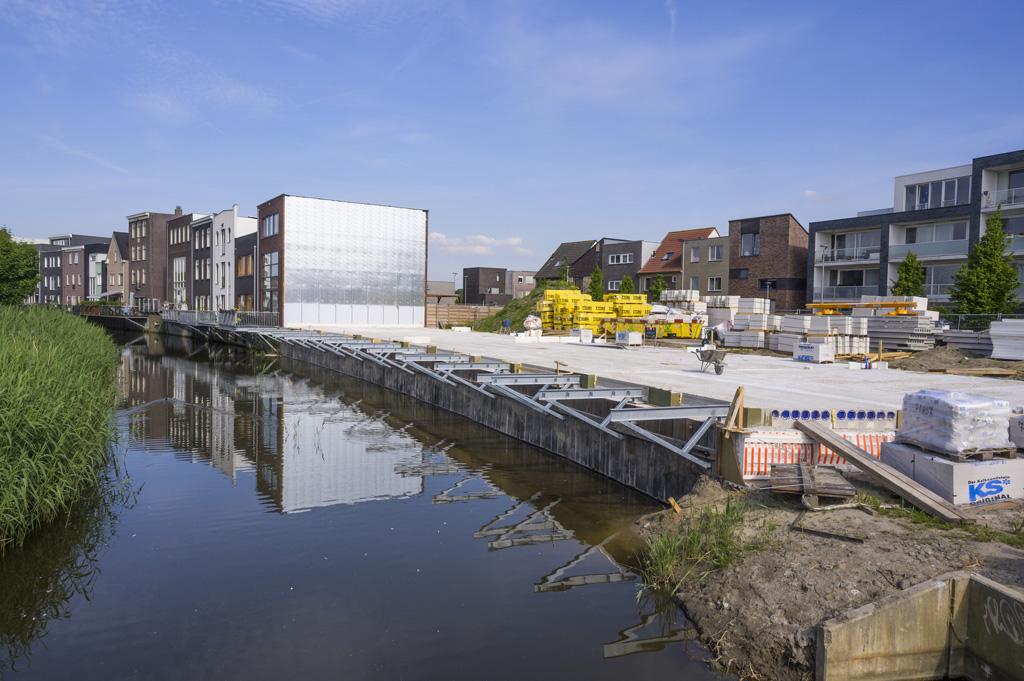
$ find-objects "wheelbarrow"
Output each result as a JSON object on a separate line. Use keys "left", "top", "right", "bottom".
{"left": 694, "top": 347, "right": 727, "bottom": 375}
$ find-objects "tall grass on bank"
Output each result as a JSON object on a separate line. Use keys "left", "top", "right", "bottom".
{"left": 639, "top": 499, "right": 771, "bottom": 595}
{"left": 0, "top": 307, "right": 119, "bottom": 552}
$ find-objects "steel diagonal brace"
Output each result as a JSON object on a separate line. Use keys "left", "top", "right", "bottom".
{"left": 441, "top": 370, "right": 495, "bottom": 398}
{"left": 406, "top": 359, "right": 455, "bottom": 385}
{"left": 615, "top": 421, "right": 711, "bottom": 469}
{"left": 547, "top": 400, "right": 623, "bottom": 439}
{"left": 486, "top": 384, "right": 564, "bottom": 419}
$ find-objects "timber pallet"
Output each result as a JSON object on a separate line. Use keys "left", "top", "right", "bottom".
{"left": 905, "top": 444, "right": 1019, "bottom": 462}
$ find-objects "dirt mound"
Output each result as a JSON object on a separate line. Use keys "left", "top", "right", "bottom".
{"left": 890, "top": 345, "right": 1024, "bottom": 379}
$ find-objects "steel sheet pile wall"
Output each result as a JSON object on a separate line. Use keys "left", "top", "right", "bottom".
{"left": 283, "top": 197, "right": 427, "bottom": 327}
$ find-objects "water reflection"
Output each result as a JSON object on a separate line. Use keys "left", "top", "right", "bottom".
{"left": 0, "top": 335, "right": 728, "bottom": 680}
{"left": 0, "top": 474, "right": 131, "bottom": 675}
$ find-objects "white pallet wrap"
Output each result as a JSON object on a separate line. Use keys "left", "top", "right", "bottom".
{"left": 781, "top": 315, "right": 812, "bottom": 333}
{"left": 990, "top": 319, "right": 1024, "bottom": 360}
{"left": 793, "top": 342, "right": 834, "bottom": 363}
{"left": 881, "top": 441, "right": 1024, "bottom": 506}
{"left": 897, "top": 390, "right": 1013, "bottom": 455}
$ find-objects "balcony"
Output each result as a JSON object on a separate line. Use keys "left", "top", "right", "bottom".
{"left": 815, "top": 246, "right": 881, "bottom": 263}
{"left": 888, "top": 240, "right": 969, "bottom": 260}
{"left": 815, "top": 285, "right": 876, "bottom": 300}
{"left": 985, "top": 186, "right": 1024, "bottom": 209}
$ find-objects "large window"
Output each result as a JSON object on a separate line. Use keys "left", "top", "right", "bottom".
{"left": 608, "top": 253, "right": 633, "bottom": 265}
{"left": 904, "top": 221, "right": 967, "bottom": 244}
{"left": 707, "top": 277, "right": 722, "bottom": 292}
{"left": 689, "top": 276, "right": 699, "bottom": 290}
{"left": 828, "top": 268, "right": 879, "bottom": 287}
{"left": 827, "top": 230, "right": 881, "bottom": 260}
{"left": 689, "top": 247, "right": 700, "bottom": 263}
{"left": 905, "top": 176, "right": 970, "bottom": 210}
{"left": 607, "top": 280, "right": 621, "bottom": 291}
{"left": 741, "top": 233, "right": 760, "bottom": 257}
{"left": 262, "top": 213, "right": 280, "bottom": 237}
{"left": 236, "top": 254, "right": 254, "bottom": 276}
{"left": 262, "top": 251, "right": 279, "bottom": 311}
{"left": 708, "top": 244, "right": 723, "bottom": 261}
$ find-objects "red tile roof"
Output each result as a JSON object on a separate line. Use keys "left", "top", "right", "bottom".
{"left": 638, "top": 228, "right": 719, "bottom": 274}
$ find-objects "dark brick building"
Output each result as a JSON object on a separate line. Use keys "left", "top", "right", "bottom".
{"left": 234, "top": 232, "right": 257, "bottom": 310}
{"left": 462, "top": 266, "right": 510, "bottom": 305}
{"left": 727, "top": 213, "right": 808, "bottom": 310}
{"left": 127, "top": 208, "right": 180, "bottom": 306}
{"left": 191, "top": 215, "right": 213, "bottom": 310}
{"left": 167, "top": 211, "right": 204, "bottom": 307}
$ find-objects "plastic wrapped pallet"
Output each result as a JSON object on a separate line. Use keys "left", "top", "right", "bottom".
{"left": 732, "top": 314, "right": 750, "bottom": 331}
{"left": 708, "top": 307, "right": 736, "bottom": 326}
{"left": 897, "top": 390, "right": 1013, "bottom": 455}
{"left": 737, "top": 298, "right": 771, "bottom": 314}
{"left": 782, "top": 315, "right": 812, "bottom": 333}
{"left": 1010, "top": 411, "right": 1024, "bottom": 449}
{"left": 990, "top": 319, "right": 1024, "bottom": 360}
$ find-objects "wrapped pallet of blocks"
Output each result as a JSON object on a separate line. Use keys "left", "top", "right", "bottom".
{"left": 737, "top": 297, "right": 771, "bottom": 314}
{"left": 990, "top": 319, "right": 1024, "bottom": 360}
{"left": 897, "top": 390, "right": 1013, "bottom": 456}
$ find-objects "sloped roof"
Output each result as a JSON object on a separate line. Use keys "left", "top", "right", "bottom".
{"left": 638, "top": 228, "right": 719, "bottom": 275}
{"left": 112, "top": 231, "right": 128, "bottom": 258}
{"left": 536, "top": 239, "right": 598, "bottom": 279}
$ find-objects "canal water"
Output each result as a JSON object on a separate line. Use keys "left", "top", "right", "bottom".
{"left": 0, "top": 337, "right": 727, "bottom": 680}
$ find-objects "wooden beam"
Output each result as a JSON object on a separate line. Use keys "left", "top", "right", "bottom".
{"left": 794, "top": 421, "right": 970, "bottom": 524}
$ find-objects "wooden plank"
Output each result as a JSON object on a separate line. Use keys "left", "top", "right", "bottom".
{"left": 795, "top": 421, "right": 970, "bottom": 523}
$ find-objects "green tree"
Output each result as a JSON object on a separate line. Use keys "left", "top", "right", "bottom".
{"left": 0, "top": 229, "right": 39, "bottom": 305}
{"left": 648, "top": 273, "right": 666, "bottom": 303}
{"left": 619, "top": 275, "right": 635, "bottom": 294}
{"left": 949, "top": 210, "right": 1020, "bottom": 314}
{"left": 559, "top": 262, "right": 571, "bottom": 284}
{"left": 588, "top": 266, "right": 604, "bottom": 301}
{"left": 890, "top": 251, "right": 926, "bottom": 297}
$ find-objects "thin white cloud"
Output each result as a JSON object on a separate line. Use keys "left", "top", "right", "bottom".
{"left": 431, "top": 231, "right": 531, "bottom": 256}
{"left": 803, "top": 189, "right": 818, "bottom": 198}
{"left": 664, "top": 0, "right": 678, "bottom": 39}
{"left": 40, "top": 134, "right": 130, "bottom": 174}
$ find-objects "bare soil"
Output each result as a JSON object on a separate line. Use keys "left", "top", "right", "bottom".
{"left": 639, "top": 479, "right": 1024, "bottom": 681}
{"left": 888, "top": 345, "right": 1024, "bottom": 379}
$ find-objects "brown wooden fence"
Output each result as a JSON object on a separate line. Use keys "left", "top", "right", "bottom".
{"left": 425, "top": 304, "right": 497, "bottom": 327}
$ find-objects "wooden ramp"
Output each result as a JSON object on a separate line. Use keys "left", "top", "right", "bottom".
{"left": 794, "top": 421, "right": 971, "bottom": 524}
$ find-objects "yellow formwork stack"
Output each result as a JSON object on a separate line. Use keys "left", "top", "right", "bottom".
{"left": 536, "top": 290, "right": 653, "bottom": 332}
{"left": 537, "top": 288, "right": 589, "bottom": 330}
{"left": 605, "top": 293, "right": 652, "bottom": 320}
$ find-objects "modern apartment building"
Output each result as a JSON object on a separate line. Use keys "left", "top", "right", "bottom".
{"left": 601, "top": 239, "right": 658, "bottom": 293}
{"left": 505, "top": 270, "right": 536, "bottom": 299}
{"left": 728, "top": 214, "right": 808, "bottom": 310}
{"left": 255, "top": 194, "right": 428, "bottom": 326}
{"left": 463, "top": 267, "right": 510, "bottom": 305}
{"left": 807, "top": 149, "right": 1024, "bottom": 305}
{"left": 637, "top": 228, "right": 724, "bottom": 295}
{"left": 106, "top": 232, "right": 128, "bottom": 301}
{"left": 36, "top": 234, "right": 109, "bottom": 304}
{"left": 61, "top": 239, "right": 110, "bottom": 305}
{"left": 166, "top": 211, "right": 208, "bottom": 308}
{"left": 127, "top": 208, "right": 181, "bottom": 306}
{"left": 212, "top": 205, "right": 257, "bottom": 311}
{"left": 192, "top": 215, "right": 213, "bottom": 311}
{"left": 234, "top": 232, "right": 257, "bottom": 310}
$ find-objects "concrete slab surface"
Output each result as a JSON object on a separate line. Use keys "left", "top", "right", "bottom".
{"left": 308, "top": 326, "right": 1024, "bottom": 411}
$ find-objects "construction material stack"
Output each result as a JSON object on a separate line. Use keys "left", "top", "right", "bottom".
{"left": 537, "top": 289, "right": 588, "bottom": 331}
{"left": 772, "top": 315, "right": 811, "bottom": 354}
{"left": 990, "top": 319, "right": 1024, "bottom": 360}
{"left": 705, "top": 295, "right": 739, "bottom": 327}
{"left": 605, "top": 293, "right": 651, "bottom": 319}
{"left": 880, "top": 390, "right": 1022, "bottom": 506}
{"left": 659, "top": 290, "right": 707, "bottom": 318}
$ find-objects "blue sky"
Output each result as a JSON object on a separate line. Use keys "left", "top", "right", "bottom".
{"left": 2, "top": 0, "right": 1023, "bottom": 280}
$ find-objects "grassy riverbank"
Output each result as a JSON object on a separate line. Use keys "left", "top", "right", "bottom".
{"left": 0, "top": 307, "right": 120, "bottom": 552}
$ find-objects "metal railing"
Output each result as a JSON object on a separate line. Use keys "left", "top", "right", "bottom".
{"left": 939, "top": 313, "right": 1024, "bottom": 331}
{"left": 814, "top": 285, "right": 877, "bottom": 300}
{"left": 923, "top": 283, "right": 953, "bottom": 296}
{"left": 888, "top": 240, "right": 969, "bottom": 259}
{"left": 161, "top": 308, "right": 280, "bottom": 328}
{"left": 815, "top": 247, "right": 881, "bottom": 263}
{"left": 985, "top": 186, "right": 1024, "bottom": 209}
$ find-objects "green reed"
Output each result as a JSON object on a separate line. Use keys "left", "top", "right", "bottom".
{"left": 0, "top": 306, "right": 119, "bottom": 552}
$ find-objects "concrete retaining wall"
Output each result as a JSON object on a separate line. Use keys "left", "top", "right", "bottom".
{"left": 280, "top": 343, "right": 707, "bottom": 501}
{"left": 817, "top": 571, "right": 1024, "bottom": 681}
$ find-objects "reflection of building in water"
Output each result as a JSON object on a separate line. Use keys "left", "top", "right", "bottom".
{"left": 120, "top": 349, "right": 173, "bottom": 443}
{"left": 254, "top": 380, "right": 424, "bottom": 513}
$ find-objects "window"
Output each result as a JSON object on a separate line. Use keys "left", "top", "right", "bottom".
{"left": 689, "top": 276, "right": 699, "bottom": 290}
{"left": 708, "top": 244, "right": 723, "bottom": 261}
{"left": 660, "top": 251, "right": 674, "bottom": 261}
{"left": 736, "top": 268, "right": 749, "bottom": 280}
{"left": 905, "top": 176, "right": 970, "bottom": 210}
{"left": 708, "top": 277, "right": 722, "bottom": 292}
{"left": 689, "top": 247, "right": 699, "bottom": 263}
{"left": 262, "top": 213, "right": 280, "bottom": 237}
{"left": 903, "top": 221, "right": 968, "bottom": 244}
{"left": 237, "top": 254, "right": 254, "bottom": 276}
{"left": 608, "top": 253, "right": 634, "bottom": 265}
{"left": 262, "top": 251, "right": 279, "bottom": 311}
{"left": 741, "top": 233, "right": 760, "bottom": 256}
{"left": 237, "top": 294, "right": 254, "bottom": 311}
{"left": 607, "top": 280, "right": 621, "bottom": 291}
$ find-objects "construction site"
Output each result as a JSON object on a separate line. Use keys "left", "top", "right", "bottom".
{"left": 125, "top": 283, "right": 1024, "bottom": 681}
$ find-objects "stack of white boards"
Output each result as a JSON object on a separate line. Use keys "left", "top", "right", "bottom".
{"left": 706, "top": 295, "right": 739, "bottom": 326}
{"left": 732, "top": 313, "right": 781, "bottom": 332}
{"left": 781, "top": 315, "right": 812, "bottom": 333}
{"left": 808, "top": 316, "right": 869, "bottom": 335}
{"left": 880, "top": 390, "right": 1021, "bottom": 506}
{"left": 660, "top": 289, "right": 701, "bottom": 303}
{"left": 990, "top": 319, "right": 1024, "bottom": 360}
{"left": 939, "top": 329, "right": 993, "bottom": 356}
{"left": 721, "top": 330, "right": 765, "bottom": 348}
{"left": 866, "top": 315, "right": 936, "bottom": 351}
{"left": 860, "top": 295, "right": 928, "bottom": 311}
{"left": 769, "top": 333, "right": 804, "bottom": 353}
{"left": 737, "top": 297, "right": 771, "bottom": 314}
